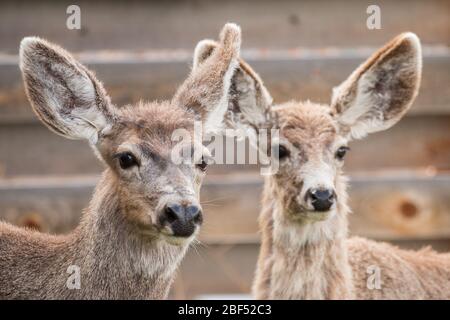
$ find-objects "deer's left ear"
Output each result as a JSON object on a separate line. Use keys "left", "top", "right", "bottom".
{"left": 183, "top": 28, "right": 273, "bottom": 138}
{"left": 172, "top": 23, "right": 241, "bottom": 134}
{"left": 331, "top": 33, "right": 422, "bottom": 140}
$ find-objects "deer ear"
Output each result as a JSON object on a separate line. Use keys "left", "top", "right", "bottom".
{"left": 192, "top": 39, "right": 218, "bottom": 71}
{"left": 20, "top": 37, "right": 115, "bottom": 144}
{"left": 331, "top": 33, "right": 422, "bottom": 140}
{"left": 176, "top": 23, "right": 273, "bottom": 137}
{"left": 173, "top": 23, "right": 241, "bottom": 133}
{"left": 225, "top": 58, "right": 274, "bottom": 137}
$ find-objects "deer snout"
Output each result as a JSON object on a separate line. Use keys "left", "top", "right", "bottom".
{"left": 306, "top": 188, "right": 336, "bottom": 212}
{"left": 161, "top": 202, "right": 203, "bottom": 237}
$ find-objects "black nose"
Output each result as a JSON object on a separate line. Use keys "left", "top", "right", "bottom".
{"left": 162, "top": 203, "right": 203, "bottom": 237}
{"left": 306, "top": 188, "right": 335, "bottom": 212}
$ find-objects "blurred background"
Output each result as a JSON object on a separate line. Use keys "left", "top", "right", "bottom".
{"left": 0, "top": 0, "right": 449, "bottom": 298}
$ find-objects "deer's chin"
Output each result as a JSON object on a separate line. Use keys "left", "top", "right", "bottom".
{"left": 303, "top": 210, "right": 334, "bottom": 222}
{"left": 135, "top": 224, "right": 196, "bottom": 245}
{"left": 158, "top": 226, "right": 199, "bottom": 246}
{"left": 160, "top": 233, "right": 197, "bottom": 246}
{"left": 287, "top": 207, "right": 336, "bottom": 223}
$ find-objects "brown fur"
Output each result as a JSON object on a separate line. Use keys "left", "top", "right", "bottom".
{"left": 0, "top": 24, "right": 243, "bottom": 299}
{"left": 349, "top": 237, "right": 450, "bottom": 299}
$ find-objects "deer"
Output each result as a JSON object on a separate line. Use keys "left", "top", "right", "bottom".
{"left": 0, "top": 23, "right": 244, "bottom": 299}
{"left": 194, "top": 30, "right": 450, "bottom": 299}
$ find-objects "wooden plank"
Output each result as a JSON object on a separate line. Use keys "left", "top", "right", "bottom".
{"left": 349, "top": 174, "right": 450, "bottom": 239}
{"left": 0, "top": 176, "right": 93, "bottom": 234}
{"left": 1, "top": 53, "right": 449, "bottom": 124}
{"left": 0, "top": 173, "right": 449, "bottom": 241}
{"left": 0, "top": 0, "right": 448, "bottom": 53}
{"left": 0, "top": 116, "right": 449, "bottom": 177}
{"left": 0, "top": 123, "right": 103, "bottom": 177}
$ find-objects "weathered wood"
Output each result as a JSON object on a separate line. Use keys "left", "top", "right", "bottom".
{"left": 349, "top": 174, "right": 450, "bottom": 239}
{"left": 1, "top": 116, "right": 449, "bottom": 177}
{"left": 0, "top": 0, "right": 448, "bottom": 54}
{"left": 1, "top": 53, "right": 449, "bottom": 124}
{"left": 1, "top": 173, "right": 449, "bottom": 241}
{"left": 0, "top": 176, "right": 94, "bottom": 233}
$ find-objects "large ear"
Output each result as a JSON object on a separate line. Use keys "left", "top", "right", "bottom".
{"left": 173, "top": 23, "right": 273, "bottom": 134}
{"left": 185, "top": 27, "right": 273, "bottom": 135}
{"left": 20, "top": 37, "right": 115, "bottom": 144}
{"left": 331, "top": 33, "right": 422, "bottom": 140}
{"left": 172, "top": 23, "right": 241, "bottom": 133}
{"left": 225, "top": 57, "right": 274, "bottom": 136}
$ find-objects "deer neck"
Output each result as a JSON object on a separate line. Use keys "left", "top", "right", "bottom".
{"left": 263, "top": 176, "right": 354, "bottom": 299}
{"left": 68, "top": 170, "right": 188, "bottom": 299}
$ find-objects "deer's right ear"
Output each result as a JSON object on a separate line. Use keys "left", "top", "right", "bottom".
{"left": 20, "top": 37, "right": 115, "bottom": 144}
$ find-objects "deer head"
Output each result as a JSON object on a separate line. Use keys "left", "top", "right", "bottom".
{"left": 19, "top": 23, "right": 242, "bottom": 245}
{"left": 221, "top": 33, "right": 422, "bottom": 228}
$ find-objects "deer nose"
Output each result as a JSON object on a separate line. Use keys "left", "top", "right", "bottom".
{"left": 162, "top": 202, "right": 203, "bottom": 237}
{"left": 306, "top": 188, "right": 335, "bottom": 212}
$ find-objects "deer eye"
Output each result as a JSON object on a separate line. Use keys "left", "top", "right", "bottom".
{"left": 118, "top": 152, "right": 138, "bottom": 169}
{"left": 196, "top": 156, "right": 208, "bottom": 172}
{"left": 276, "top": 144, "right": 290, "bottom": 160}
{"left": 335, "top": 146, "right": 350, "bottom": 160}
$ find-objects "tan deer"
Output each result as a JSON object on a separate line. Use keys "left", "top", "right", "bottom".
{"left": 198, "top": 31, "right": 450, "bottom": 299}
{"left": 0, "top": 23, "right": 243, "bottom": 299}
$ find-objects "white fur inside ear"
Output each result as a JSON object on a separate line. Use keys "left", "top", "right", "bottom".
{"left": 237, "top": 71, "right": 273, "bottom": 126}
{"left": 204, "top": 57, "right": 239, "bottom": 133}
{"left": 44, "top": 65, "right": 106, "bottom": 141}
{"left": 192, "top": 39, "right": 217, "bottom": 71}
{"left": 20, "top": 36, "right": 112, "bottom": 142}
{"left": 72, "top": 107, "right": 108, "bottom": 144}
{"left": 336, "top": 74, "right": 384, "bottom": 139}
{"left": 203, "top": 23, "right": 241, "bottom": 134}
{"left": 333, "top": 32, "right": 422, "bottom": 140}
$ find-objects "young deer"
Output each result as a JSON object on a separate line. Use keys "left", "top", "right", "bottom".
{"left": 199, "top": 31, "right": 450, "bottom": 299}
{"left": 0, "top": 23, "right": 242, "bottom": 299}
